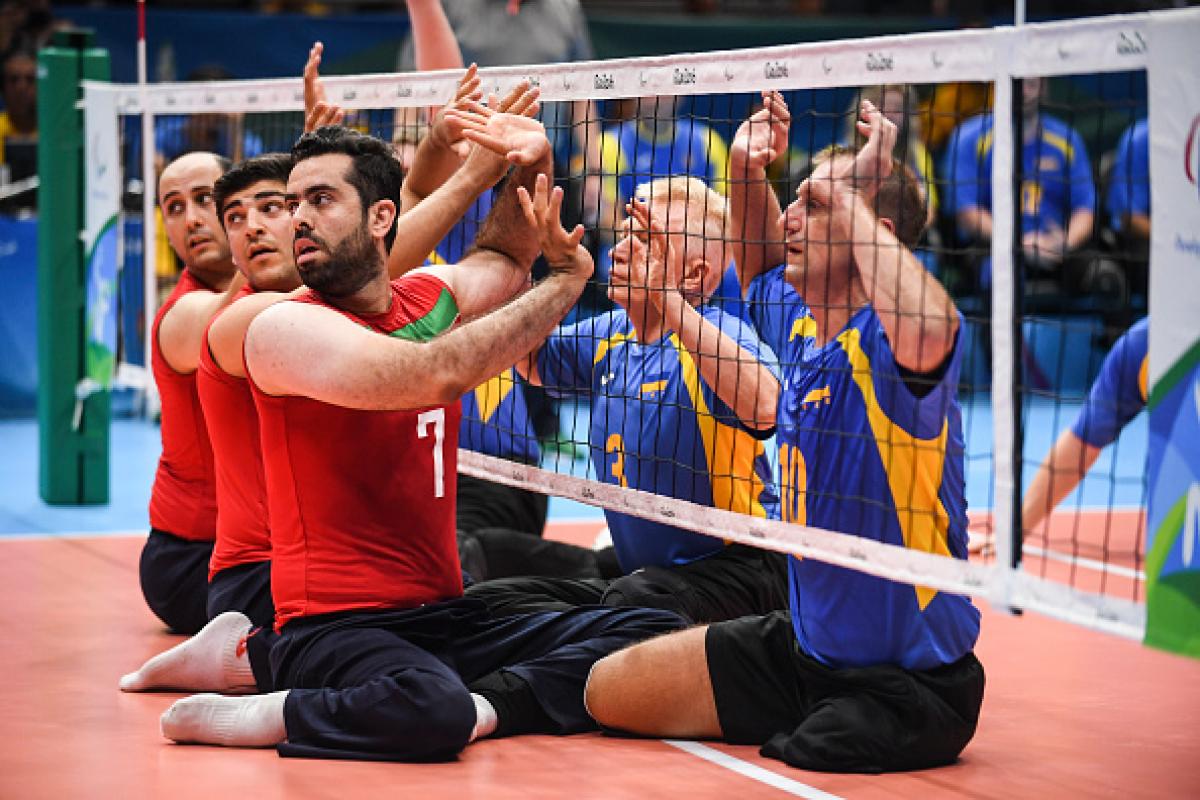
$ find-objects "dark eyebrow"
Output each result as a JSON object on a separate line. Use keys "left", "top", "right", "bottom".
{"left": 303, "top": 183, "right": 338, "bottom": 198}
{"left": 254, "top": 190, "right": 286, "bottom": 201}
{"left": 221, "top": 197, "right": 244, "bottom": 216}
{"left": 161, "top": 190, "right": 182, "bottom": 204}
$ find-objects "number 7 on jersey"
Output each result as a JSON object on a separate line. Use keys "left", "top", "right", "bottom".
{"left": 417, "top": 408, "right": 446, "bottom": 498}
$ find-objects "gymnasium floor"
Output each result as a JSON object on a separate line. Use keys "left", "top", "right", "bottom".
{"left": 1, "top": 403, "right": 1196, "bottom": 798}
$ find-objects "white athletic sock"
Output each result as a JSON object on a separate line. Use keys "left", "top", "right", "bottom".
{"left": 469, "top": 693, "right": 498, "bottom": 742}
{"left": 120, "top": 611, "right": 257, "bottom": 693}
{"left": 160, "top": 690, "right": 288, "bottom": 747}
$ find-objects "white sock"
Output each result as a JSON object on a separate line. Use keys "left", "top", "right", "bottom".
{"left": 120, "top": 611, "right": 257, "bottom": 693}
{"left": 469, "top": 693, "right": 498, "bottom": 742}
{"left": 160, "top": 690, "right": 288, "bottom": 747}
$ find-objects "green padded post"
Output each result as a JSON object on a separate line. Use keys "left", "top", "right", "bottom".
{"left": 36, "top": 30, "right": 111, "bottom": 504}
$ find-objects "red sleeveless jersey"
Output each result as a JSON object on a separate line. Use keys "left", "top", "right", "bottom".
{"left": 197, "top": 284, "right": 270, "bottom": 579}
{"left": 250, "top": 274, "right": 463, "bottom": 630}
{"left": 148, "top": 270, "right": 219, "bottom": 541}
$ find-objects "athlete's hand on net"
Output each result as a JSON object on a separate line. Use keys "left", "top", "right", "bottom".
{"left": 443, "top": 97, "right": 550, "bottom": 167}
{"left": 626, "top": 198, "right": 684, "bottom": 316}
{"left": 428, "top": 64, "right": 484, "bottom": 160}
{"left": 303, "top": 42, "right": 346, "bottom": 133}
{"left": 836, "top": 99, "right": 896, "bottom": 188}
{"left": 518, "top": 173, "right": 593, "bottom": 282}
{"left": 731, "top": 90, "right": 790, "bottom": 171}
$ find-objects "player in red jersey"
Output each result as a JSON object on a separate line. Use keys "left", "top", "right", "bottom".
{"left": 119, "top": 72, "right": 548, "bottom": 695}
{"left": 148, "top": 122, "right": 683, "bottom": 759}
{"left": 141, "top": 151, "right": 247, "bottom": 635}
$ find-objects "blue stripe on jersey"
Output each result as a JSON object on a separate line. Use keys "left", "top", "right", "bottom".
{"left": 538, "top": 305, "right": 780, "bottom": 572}
{"left": 1071, "top": 317, "right": 1148, "bottom": 449}
{"left": 748, "top": 265, "right": 980, "bottom": 672}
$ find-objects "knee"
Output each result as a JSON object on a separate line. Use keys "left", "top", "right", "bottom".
{"left": 583, "top": 650, "right": 629, "bottom": 730}
{"left": 413, "top": 677, "right": 477, "bottom": 754}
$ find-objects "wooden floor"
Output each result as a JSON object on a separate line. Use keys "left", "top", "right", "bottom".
{"left": 1, "top": 530, "right": 1197, "bottom": 799}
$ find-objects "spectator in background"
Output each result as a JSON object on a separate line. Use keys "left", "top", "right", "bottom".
{"left": 1106, "top": 118, "right": 1149, "bottom": 299}
{"left": 943, "top": 77, "right": 1115, "bottom": 301}
{"left": 0, "top": 45, "right": 37, "bottom": 201}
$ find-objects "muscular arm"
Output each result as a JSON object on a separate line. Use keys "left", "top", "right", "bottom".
{"left": 245, "top": 271, "right": 587, "bottom": 410}
{"left": 406, "top": 0, "right": 462, "bottom": 72}
{"left": 729, "top": 158, "right": 786, "bottom": 294}
{"left": 847, "top": 197, "right": 959, "bottom": 373}
{"left": 207, "top": 290, "right": 299, "bottom": 378}
{"left": 1022, "top": 428, "right": 1102, "bottom": 534}
{"left": 663, "top": 300, "right": 778, "bottom": 431}
{"left": 158, "top": 271, "right": 247, "bottom": 375}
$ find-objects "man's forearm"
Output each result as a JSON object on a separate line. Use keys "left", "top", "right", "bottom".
{"left": 665, "top": 298, "right": 778, "bottom": 430}
{"left": 390, "top": 160, "right": 500, "bottom": 278}
{"left": 400, "top": 131, "right": 466, "bottom": 212}
{"left": 729, "top": 159, "right": 785, "bottom": 291}
{"left": 473, "top": 154, "right": 553, "bottom": 268}
{"left": 430, "top": 273, "right": 585, "bottom": 402}
{"left": 1065, "top": 209, "right": 1094, "bottom": 252}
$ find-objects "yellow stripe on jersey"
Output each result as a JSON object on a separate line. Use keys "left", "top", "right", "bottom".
{"left": 702, "top": 123, "right": 731, "bottom": 197}
{"left": 640, "top": 380, "right": 669, "bottom": 395}
{"left": 838, "top": 327, "right": 952, "bottom": 610}
{"left": 427, "top": 250, "right": 447, "bottom": 265}
{"left": 670, "top": 334, "right": 769, "bottom": 518}
{"left": 473, "top": 369, "right": 517, "bottom": 424}
{"left": 593, "top": 330, "right": 636, "bottom": 366}
{"left": 790, "top": 315, "right": 818, "bottom": 342}
{"left": 778, "top": 441, "right": 808, "bottom": 528}
{"left": 1138, "top": 354, "right": 1149, "bottom": 403}
{"left": 1041, "top": 130, "right": 1075, "bottom": 163}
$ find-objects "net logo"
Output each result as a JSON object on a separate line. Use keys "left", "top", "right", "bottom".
{"left": 866, "top": 52, "right": 895, "bottom": 72}
{"left": 1116, "top": 31, "right": 1147, "bottom": 57}
{"left": 673, "top": 67, "right": 697, "bottom": 86}
{"left": 764, "top": 61, "right": 789, "bottom": 80}
{"left": 593, "top": 73, "right": 615, "bottom": 91}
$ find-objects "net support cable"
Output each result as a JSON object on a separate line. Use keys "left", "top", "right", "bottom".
{"left": 85, "top": 10, "right": 1181, "bottom": 641}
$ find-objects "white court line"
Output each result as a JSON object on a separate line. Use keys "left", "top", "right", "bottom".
{"left": 0, "top": 530, "right": 145, "bottom": 541}
{"left": 663, "top": 740, "right": 843, "bottom": 799}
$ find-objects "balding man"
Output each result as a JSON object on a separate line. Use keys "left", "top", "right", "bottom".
{"left": 140, "top": 152, "right": 245, "bottom": 635}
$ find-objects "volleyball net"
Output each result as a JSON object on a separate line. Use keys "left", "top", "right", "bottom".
{"left": 82, "top": 9, "right": 1200, "bottom": 648}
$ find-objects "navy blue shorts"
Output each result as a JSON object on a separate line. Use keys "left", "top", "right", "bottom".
{"left": 138, "top": 529, "right": 212, "bottom": 635}
{"left": 270, "top": 597, "right": 685, "bottom": 761}
{"left": 207, "top": 560, "right": 274, "bottom": 631}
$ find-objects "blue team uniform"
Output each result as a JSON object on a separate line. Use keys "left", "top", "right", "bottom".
{"left": 599, "top": 118, "right": 730, "bottom": 204}
{"left": 537, "top": 305, "right": 780, "bottom": 572}
{"left": 944, "top": 113, "right": 1095, "bottom": 286}
{"left": 747, "top": 265, "right": 981, "bottom": 672}
{"left": 1071, "top": 317, "right": 1148, "bottom": 448}
{"left": 1107, "top": 119, "right": 1150, "bottom": 234}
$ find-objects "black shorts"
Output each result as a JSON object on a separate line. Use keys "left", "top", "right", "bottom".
{"left": 138, "top": 529, "right": 213, "bottom": 635}
{"left": 207, "top": 559, "right": 274, "bottom": 631}
{"left": 706, "top": 611, "right": 985, "bottom": 773}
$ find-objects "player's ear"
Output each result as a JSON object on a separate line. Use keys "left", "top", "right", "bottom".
{"left": 368, "top": 199, "right": 396, "bottom": 240}
{"left": 683, "top": 255, "right": 709, "bottom": 296}
{"left": 877, "top": 217, "right": 896, "bottom": 237}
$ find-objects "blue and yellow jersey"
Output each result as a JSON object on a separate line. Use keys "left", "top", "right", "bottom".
{"left": 1072, "top": 317, "right": 1148, "bottom": 449}
{"left": 747, "top": 265, "right": 980, "bottom": 672}
{"left": 537, "top": 306, "right": 780, "bottom": 572}
{"left": 1107, "top": 119, "right": 1150, "bottom": 234}
{"left": 461, "top": 368, "right": 541, "bottom": 463}
{"left": 944, "top": 112, "right": 1095, "bottom": 238}
{"left": 598, "top": 118, "right": 730, "bottom": 204}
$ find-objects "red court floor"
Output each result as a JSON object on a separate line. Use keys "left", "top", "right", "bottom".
{"left": 0, "top": 526, "right": 1197, "bottom": 799}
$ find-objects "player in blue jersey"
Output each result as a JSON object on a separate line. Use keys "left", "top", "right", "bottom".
{"left": 943, "top": 77, "right": 1110, "bottom": 296}
{"left": 1021, "top": 317, "right": 1148, "bottom": 538}
{"left": 584, "top": 97, "right": 985, "bottom": 774}
{"left": 466, "top": 174, "right": 789, "bottom": 624}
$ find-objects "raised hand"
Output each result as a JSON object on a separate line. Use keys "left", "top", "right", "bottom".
{"left": 517, "top": 173, "right": 592, "bottom": 281}
{"left": 445, "top": 97, "right": 550, "bottom": 167}
{"left": 303, "top": 42, "right": 346, "bottom": 133}
{"left": 625, "top": 198, "right": 684, "bottom": 316}
{"left": 428, "top": 64, "right": 483, "bottom": 159}
{"left": 835, "top": 98, "right": 897, "bottom": 188}
{"left": 731, "top": 90, "right": 791, "bottom": 171}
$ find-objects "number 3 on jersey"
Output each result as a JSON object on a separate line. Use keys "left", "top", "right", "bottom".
{"left": 417, "top": 408, "right": 446, "bottom": 498}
